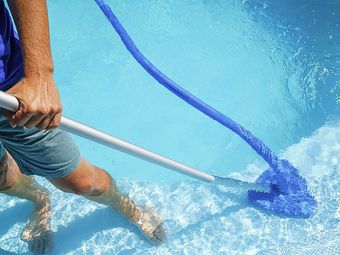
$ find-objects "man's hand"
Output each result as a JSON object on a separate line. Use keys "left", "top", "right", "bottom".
{"left": 6, "top": 0, "right": 61, "bottom": 130}
{"left": 5, "top": 74, "right": 62, "bottom": 130}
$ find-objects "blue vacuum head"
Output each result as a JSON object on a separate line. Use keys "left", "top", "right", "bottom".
{"left": 248, "top": 160, "right": 317, "bottom": 218}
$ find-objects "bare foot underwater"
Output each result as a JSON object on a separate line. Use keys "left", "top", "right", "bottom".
{"left": 20, "top": 195, "right": 53, "bottom": 254}
{"left": 1, "top": 152, "right": 53, "bottom": 254}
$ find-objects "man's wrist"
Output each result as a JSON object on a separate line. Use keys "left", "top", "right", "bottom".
{"left": 23, "top": 64, "right": 54, "bottom": 80}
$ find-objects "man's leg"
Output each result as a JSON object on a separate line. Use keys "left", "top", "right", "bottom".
{"left": 0, "top": 119, "right": 164, "bottom": 248}
{"left": 48, "top": 159, "right": 165, "bottom": 244}
{"left": 0, "top": 151, "right": 52, "bottom": 254}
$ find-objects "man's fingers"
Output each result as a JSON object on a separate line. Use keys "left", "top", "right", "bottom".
{"left": 24, "top": 114, "right": 45, "bottom": 128}
{"left": 10, "top": 104, "right": 61, "bottom": 129}
{"left": 11, "top": 109, "right": 34, "bottom": 126}
{"left": 46, "top": 112, "right": 61, "bottom": 130}
{"left": 36, "top": 115, "right": 54, "bottom": 130}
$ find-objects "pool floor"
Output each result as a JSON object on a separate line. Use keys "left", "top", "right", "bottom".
{"left": 0, "top": 123, "right": 339, "bottom": 254}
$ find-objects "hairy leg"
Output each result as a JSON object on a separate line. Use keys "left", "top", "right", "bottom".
{"left": 49, "top": 159, "right": 165, "bottom": 244}
{"left": 0, "top": 151, "right": 52, "bottom": 254}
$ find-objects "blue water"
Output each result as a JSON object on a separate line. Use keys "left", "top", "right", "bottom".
{"left": 1, "top": 0, "right": 339, "bottom": 254}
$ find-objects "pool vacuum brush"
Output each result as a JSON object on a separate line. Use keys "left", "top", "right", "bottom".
{"left": 93, "top": 0, "right": 317, "bottom": 218}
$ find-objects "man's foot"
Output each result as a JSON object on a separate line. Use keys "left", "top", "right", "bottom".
{"left": 132, "top": 205, "right": 166, "bottom": 245}
{"left": 20, "top": 195, "right": 53, "bottom": 254}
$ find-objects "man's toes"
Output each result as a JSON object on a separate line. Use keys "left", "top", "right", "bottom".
{"left": 36, "top": 230, "right": 52, "bottom": 254}
{"left": 39, "top": 239, "right": 45, "bottom": 254}
{"left": 43, "top": 231, "right": 53, "bottom": 253}
{"left": 30, "top": 238, "right": 46, "bottom": 255}
{"left": 41, "top": 238, "right": 50, "bottom": 254}
{"left": 24, "top": 228, "right": 53, "bottom": 254}
{"left": 29, "top": 239, "right": 40, "bottom": 254}
{"left": 152, "top": 224, "right": 166, "bottom": 244}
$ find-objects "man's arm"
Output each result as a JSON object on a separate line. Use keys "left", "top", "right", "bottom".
{"left": 6, "top": 0, "right": 61, "bottom": 129}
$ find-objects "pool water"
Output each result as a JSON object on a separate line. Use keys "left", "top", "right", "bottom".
{"left": 1, "top": 0, "right": 339, "bottom": 254}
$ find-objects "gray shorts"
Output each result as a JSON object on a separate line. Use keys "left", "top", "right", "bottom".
{"left": 0, "top": 114, "right": 81, "bottom": 178}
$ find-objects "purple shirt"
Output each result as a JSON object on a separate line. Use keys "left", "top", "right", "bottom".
{"left": 0, "top": 0, "right": 23, "bottom": 91}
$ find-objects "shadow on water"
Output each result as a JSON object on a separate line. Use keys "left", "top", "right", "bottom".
{"left": 51, "top": 206, "right": 147, "bottom": 254}
{"left": 171, "top": 190, "right": 249, "bottom": 236}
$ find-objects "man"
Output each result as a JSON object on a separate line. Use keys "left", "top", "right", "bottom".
{"left": 0, "top": 0, "right": 165, "bottom": 253}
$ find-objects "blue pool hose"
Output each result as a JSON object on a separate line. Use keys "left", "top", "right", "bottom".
{"left": 94, "top": 0, "right": 317, "bottom": 218}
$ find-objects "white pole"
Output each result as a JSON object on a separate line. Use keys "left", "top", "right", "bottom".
{"left": 61, "top": 117, "right": 215, "bottom": 182}
{"left": 0, "top": 91, "right": 215, "bottom": 183}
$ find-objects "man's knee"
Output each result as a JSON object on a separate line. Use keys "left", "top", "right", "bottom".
{"left": 69, "top": 180, "right": 106, "bottom": 196}
{"left": 49, "top": 160, "right": 110, "bottom": 196}
{"left": 58, "top": 174, "right": 107, "bottom": 196}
